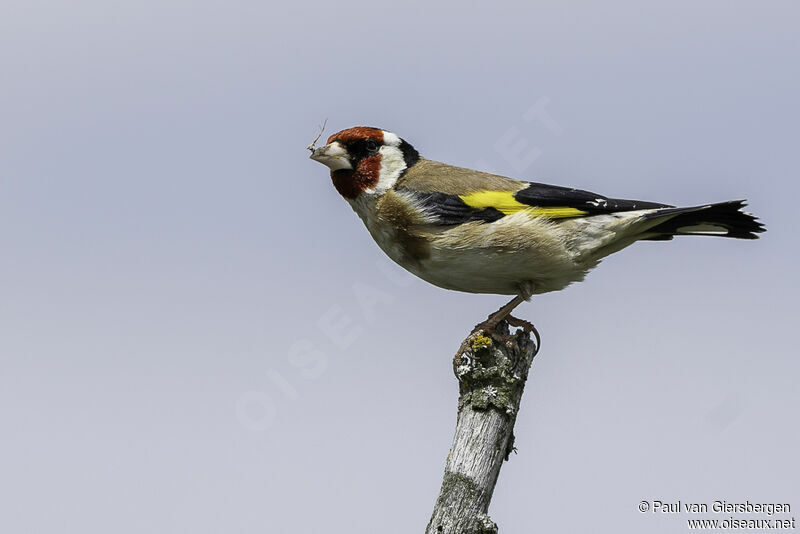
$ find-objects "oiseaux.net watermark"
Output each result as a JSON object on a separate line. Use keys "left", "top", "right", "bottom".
{"left": 639, "top": 500, "right": 795, "bottom": 530}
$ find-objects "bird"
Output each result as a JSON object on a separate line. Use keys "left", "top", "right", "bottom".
{"left": 308, "top": 126, "right": 765, "bottom": 337}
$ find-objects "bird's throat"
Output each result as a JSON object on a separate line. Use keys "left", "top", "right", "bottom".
{"left": 331, "top": 155, "right": 381, "bottom": 199}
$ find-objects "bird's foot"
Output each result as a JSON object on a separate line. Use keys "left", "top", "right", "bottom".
{"left": 471, "top": 295, "right": 541, "bottom": 350}
{"left": 506, "top": 314, "right": 541, "bottom": 355}
{"left": 471, "top": 318, "right": 517, "bottom": 346}
{"left": 505, "top": 314, "right": 533, "bottom": 333}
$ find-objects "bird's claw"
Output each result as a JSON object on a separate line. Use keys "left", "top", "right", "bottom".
{"left": 507, "top": 314, "right": 541, "bottom": 356}
{"left": 505, "top": 314, "right": 533, "bottom": 332}
{"left": 471, "top": 319, "right": 519, "bottom": 346}
{"left": 471, "top": 315, "right": 541, "bottom": 355}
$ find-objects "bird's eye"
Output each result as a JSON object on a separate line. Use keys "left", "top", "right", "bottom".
{"left": 365, "top": 140, "right": 379, "bottom": 153}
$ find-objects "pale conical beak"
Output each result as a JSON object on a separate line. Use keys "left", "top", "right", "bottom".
{"left": 309, "top": 142, "right": 353, "bottom": 171}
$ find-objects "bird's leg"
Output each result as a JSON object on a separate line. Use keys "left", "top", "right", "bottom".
{"left": 471, "top": 296, "right": 528, "bottom": 347}
{"left": 507, "top": 282, "right": 534, "bottom": 328}
{"left": 472, "top": 282, "right": 541, "bottom": 352}
{"left": 473, "top": 295, "right": 526, "bottom": 335}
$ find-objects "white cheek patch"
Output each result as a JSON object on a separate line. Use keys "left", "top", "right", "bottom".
{"left": 381, "top": 131, "right": 401, "bottom": 147}
{"left": 364, "top": 145, "right": 407, "bottom": 195}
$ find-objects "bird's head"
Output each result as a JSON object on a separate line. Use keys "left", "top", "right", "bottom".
{"left": 309, "top": 126, "right": 420, "bottom": 200}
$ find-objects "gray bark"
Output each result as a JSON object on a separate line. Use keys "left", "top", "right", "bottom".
{"left": 426, "top": 323, "right": 539, "bottom": 534}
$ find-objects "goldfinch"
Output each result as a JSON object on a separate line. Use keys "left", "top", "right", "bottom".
{"left": 309, "top": 126, "right": 765, "bottom": 332}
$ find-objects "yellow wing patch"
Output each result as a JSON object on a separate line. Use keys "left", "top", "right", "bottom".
{"left": 459, "top": 190, "right": 588, "bottom": 219}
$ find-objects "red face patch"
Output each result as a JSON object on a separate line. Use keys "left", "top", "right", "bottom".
{"left": 327, "top": 126, "right": 384, "bottom": 145}
{"left": 326, "top": 127, "right": 386, "bottom": 200}
{"left": 331, "top": 154, "right": 381, "bottom": 199}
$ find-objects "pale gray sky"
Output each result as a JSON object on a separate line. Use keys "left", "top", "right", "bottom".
{"left": 1, "top": 1, "right": 798, "bottom": 532}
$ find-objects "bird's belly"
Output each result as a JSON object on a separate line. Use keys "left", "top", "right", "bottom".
{"left": 363, "top": 214, "right": 593, "bottom": 295}
{"left": 414, "top": 246, "right": 586, "bottom": 295}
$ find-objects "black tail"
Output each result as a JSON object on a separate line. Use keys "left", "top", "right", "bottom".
{"left": 644, "top": 200, "right": 765, "bottom": 240}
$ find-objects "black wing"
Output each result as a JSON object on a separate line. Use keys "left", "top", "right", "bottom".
{"left": 398, "top": 182, "right": 671, "bottom": 226}
{"left": 513, "top": 182, "right": 671, "bottom": 213}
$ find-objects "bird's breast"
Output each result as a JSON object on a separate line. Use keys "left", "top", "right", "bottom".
{"left": 348, "top": 193, "right": 432, "bottom": 268}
